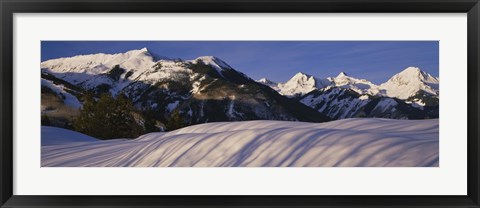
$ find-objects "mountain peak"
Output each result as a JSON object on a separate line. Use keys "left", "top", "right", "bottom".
{"left": 277, "top": 72, "right": 319, "bottom": 97}
{"left": 195, "top": 56, "right": 227, "bottom": 63}
{"left": 189, "top": 56, "right": 234, "bottom": 79}
{"left": 393, "top": 67, "right": 439, "bottom": 83}
{"left": 125, "top": 47, "right": 168, "bottom": 61}
{"left": 193, "top": 56, "right": 231, "bottom": 69}
{"left": 337, "top": 72, "right": 348, "bottom": 77}
{"left": 126, "top": 47, "right": 149, "bottom": 53}
{"left": 195, "top": 55, "right": 218, "bottom": 61}
{"left": 293, "top": 72, "right": 312, "bottom": 78}
{"left": 380, "top": 67, "right": 439, "bottom": 99}
{"left": 258, "top": 78, "right": 271, "bottom": 83}
{"left": 126, "top": 47, "right": 150, "bottom": 54}
{"left": 399, "top": 67, "right": 422, "bottom": 76}
{"left": 402, "top": 66, "right": 421, "bottom": 72}
{"left": 257, "top": 78, "right": 279, "bottom": 89}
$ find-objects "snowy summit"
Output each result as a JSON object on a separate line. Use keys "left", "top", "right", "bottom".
{"left": 380, "top": 67, "right": 439, "bottom": 99}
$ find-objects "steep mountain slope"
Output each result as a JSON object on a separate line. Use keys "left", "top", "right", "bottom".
{"left": 127, "top": 57, "right": 330, "bottom": 124}
{"left": 41, "top": 76, "right": 84, "bottom": 128}
{"left": 41, "top": 49, "right": 330, "bottom": 130}
{"left": 300, "top": 87, "right": 371, "bottom": 119}
{"left": 299, "top": 85, "right": 438, "bottom": 120}
{"left": 41, "top": 78, "right": 81, "bottom": 109}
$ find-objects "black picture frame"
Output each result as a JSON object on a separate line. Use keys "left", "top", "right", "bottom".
{"left": 1, "top": 0, "right": 479, "bottom": 207}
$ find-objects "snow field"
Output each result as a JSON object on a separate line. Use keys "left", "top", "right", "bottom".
{"left": 42, "top": 118, "right": 438, "bottom": 167}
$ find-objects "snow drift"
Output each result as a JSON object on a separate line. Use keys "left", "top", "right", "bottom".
{"left": 41, "top": 118, "right": 439, "bottom": 167}
{"left": 42, "top": 126, "right": 99, "bottom": 146}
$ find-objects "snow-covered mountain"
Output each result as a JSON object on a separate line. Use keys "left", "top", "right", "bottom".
{"left": 42, "top": 48, "right": 160, "bottom": 86}
{"left": 328, "top": 72, "right": 382, "bottom": 95}
{"left": 257, "top": 78, "right": 279, "bottom": 91}
{"left": 41, "top": 78, "right": 81, "bottom": 109}
{"left": 257, "top": 72, "right": 331, "bottom": 97}
{"left": 41, "top": 48, "right": 438, "bottom": 127}
{"left": 258, "top": 68, "right": 438, "bottom": 101}
{"left": 278, "top": 72, "right": 331, "bottom": 97}
{"left": 42, "top": 118, "right": 439, "bottom": 167}
{"left": 256, "top": 67, "right": 439, "bottom": 120}
{"left": 300, "top": 87, "right": 372, "bottom": 119}
{"left": 41, "top": 48, "right": 330, "bottom": 129}
{"left": 380, "top": 67, "right": 439, "bottom": 99}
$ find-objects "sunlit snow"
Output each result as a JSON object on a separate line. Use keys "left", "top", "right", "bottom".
{"left": 41, "top": 79, "right": 82, "bottom": 109}
{"left": 42, "top": 118, "right": 438, "bottom": 167}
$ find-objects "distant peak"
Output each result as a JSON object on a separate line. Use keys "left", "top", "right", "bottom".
{"left": 257, "top": 78, "right": 277, "bottom": 85}
{"left": 195, "top": 56, "right": 220, "bottom": 61}
{"left": 286, "top": 72, "right": 318, "bottom": 86}
{"left": 401, "top": 67, "right": 421, "bottom": 74}
{"left": 124, "top": 48, "right": 152, "bottom": 57}
{"left": 126, "top": 47, "right": 170, "bottom": 61}
{"left": 194, "top": 56, "right": 227, "bottom": 65}
{"left": 384, "top": 67, "right": 440, "bottom": 88}
{"left": 395, "top": 67, "right": 428, "bottom": 79}
{"left": 127, "top": 47, "right": 149, "bottom": 53}
{"left": 337, "top": 72, "right": 348, "bottom": 77}
{"left": 191, "top": 56, "right": 233, "bottom": 71}
{"left": 293, "top": 72, "right": 312, "bottom": 78}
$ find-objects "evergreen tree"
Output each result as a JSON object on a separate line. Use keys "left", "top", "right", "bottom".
{"left": 165, "top": 109, "right": 185, "bottom": 131}
{"left": 41, "top": 114, "right": 51, "bottom": 126}
{"left": 142, "top": 107, "right": 158, "bottom": 133}
{"left": 73, "top": 93, "right": 143, "bottom": 140}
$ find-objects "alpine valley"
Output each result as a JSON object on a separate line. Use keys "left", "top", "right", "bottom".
{"left": 41, "top": 48, "right": 439, "bottom": 131}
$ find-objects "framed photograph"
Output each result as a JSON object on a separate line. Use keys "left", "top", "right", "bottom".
{"left": 1, "top": 0, "right": 479, "bottom": 207}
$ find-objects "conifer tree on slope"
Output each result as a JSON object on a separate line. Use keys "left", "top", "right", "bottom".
{"left": 73, "top": 93, "right": 143, "bottom": 139}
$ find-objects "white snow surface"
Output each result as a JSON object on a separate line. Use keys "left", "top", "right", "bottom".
{"left": 42, "top": 118, "right": 438, "bottom": 167}
{"left": 42, "top": 126, "right": 98, "bottom": 146}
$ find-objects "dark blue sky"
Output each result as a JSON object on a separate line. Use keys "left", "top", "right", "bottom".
{"left": 41, "top": 41, "right": 439, "bottom": 84}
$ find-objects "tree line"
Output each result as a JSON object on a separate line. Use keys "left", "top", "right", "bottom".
{"left": 70, "top": 93, "right": 185, "bottom": 140}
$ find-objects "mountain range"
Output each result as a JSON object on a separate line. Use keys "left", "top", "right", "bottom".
{"left": 41, "top": 48, "right": 439, "bottom": 130}
{"left": 257, "top": 67, "right": 439, "bottom": 119}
